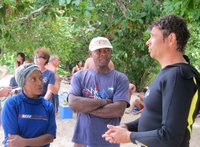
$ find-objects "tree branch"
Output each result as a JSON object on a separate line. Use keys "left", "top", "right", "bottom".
{"left": 116, "top": 0, "right": 127, "bottom": 18}
{"left": 17, "top": 4, "right": 51, "bottom": 21}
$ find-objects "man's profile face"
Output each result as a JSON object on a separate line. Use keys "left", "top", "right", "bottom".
{"left": 146, "top": 26, "right": 169, "bottom": 60}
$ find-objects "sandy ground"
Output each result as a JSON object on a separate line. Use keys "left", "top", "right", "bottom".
{"left": 0, "top": 74, "right": 200, "bottom": 147}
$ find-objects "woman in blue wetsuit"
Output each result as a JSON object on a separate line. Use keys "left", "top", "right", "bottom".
{"left": 2, "top": 63, "right": 56, "bottom": 147}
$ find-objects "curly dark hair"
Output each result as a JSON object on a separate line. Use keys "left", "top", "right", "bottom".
{"left": 149, "top": 14, "right": 190, "bottom": 52}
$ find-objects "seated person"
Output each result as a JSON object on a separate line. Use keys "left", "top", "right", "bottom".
{"left": 71, "top": 60, "right": 83, "bottom": 76}
{"left": 126, "top": 87, "right": 148, "bottom": 115}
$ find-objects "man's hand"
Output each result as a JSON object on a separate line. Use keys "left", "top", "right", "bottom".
{"left": 102, "top": 124, "right": 131, "bottom": 144}
{"left": 0, "top": 86, "right": 12, "bottom": 97}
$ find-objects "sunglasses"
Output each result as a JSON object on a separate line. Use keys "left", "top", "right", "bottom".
{"left": 33, "top": 55, "right": 45, "bottom": 59}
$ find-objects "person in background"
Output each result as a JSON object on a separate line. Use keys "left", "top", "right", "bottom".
{"left": 14, "top": 52, "right": 26, "bottom": 70}
{"left": 0, "top": 66, "right": 8, "bottom": 80}
{"left": 24, "top": 57, "right": 33, "bottom": 64}
{"left": 126, "top": 88, "right": 148, "bottom": 115}
{"left": 34, "top": 48, "right": 55, "bottom": 101}
{"left": 0, "top": 52, "right": 12, "bottom": 127}
{"left": 68, "top": 36, "right": 130, "bottom": 147}
{"left": 102, "top": 14, "right": 200, "bottom": 147}
{"left": 9, "top": 52, "right": 26, "bottom": 89}
{"left": 84, "top": 57, "right": 115, "bottom": 70}
{"left": 45, "top": 54, "right": 61, "bottom": 115}
{"left": 0, "top": 86, "right": 11, "bottom": 127}
{"left": 0, "top": 66, "right": 12, "bottom": 126}
{"left": 128, "top": 83, "right": 136, "bottom": 98}
{"left": 71, "top": 60, "right": 84, "bottom": 76}
{"left": 2, "top": 63, "right": 56, "bottom": 147}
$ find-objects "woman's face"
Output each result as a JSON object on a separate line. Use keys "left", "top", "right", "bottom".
{"left": 17, "top": 54, "right": 24, "bottom": 62}
{"left": 23, "top": 70, "right": 43, "bottom": 98}
{"left": 78, "top": 61, "right": 82, "bottom": 66}
{"left": 33, "top": 54, "right": 46, "bottom": 66}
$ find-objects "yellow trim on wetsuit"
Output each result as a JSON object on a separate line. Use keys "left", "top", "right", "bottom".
{"left": 187, "top": 77, "right": 198, "bottom": 134}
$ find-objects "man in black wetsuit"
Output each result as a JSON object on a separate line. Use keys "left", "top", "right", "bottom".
{"left": 102, "top": 14, "right": 200, "bottom": 147}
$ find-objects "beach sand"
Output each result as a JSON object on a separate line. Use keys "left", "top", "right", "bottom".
{"left": 0, "top": 75, "right": 200, "bottom": 147}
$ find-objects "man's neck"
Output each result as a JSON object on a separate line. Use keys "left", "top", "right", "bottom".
{"left": 159, "top": 53, "right": 187, "bottom": 69}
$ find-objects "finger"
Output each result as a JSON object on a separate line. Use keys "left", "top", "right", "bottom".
{"left": 102, "top": 133, "right": 112, "bottom": 138}
{"left": 105, "top": 136, "right": 115, "bottom": 142}
{"left": 8, "top": 134, "right": 13, "bottom": 139}
{"left": 104, "top": 129, "right": 115, "bottom": 135}
{"left": 107, "top": 124, "right": 115, "bottom": 129}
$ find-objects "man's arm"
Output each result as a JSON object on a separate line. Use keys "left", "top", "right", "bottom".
{"left": 0, "top": 66, "right": 8, "bottom": 79}
{"left": 89, "top": 101, "right": 127, "bottom": 118}
{"left": 44, "top": 84, "right": 54, "bottom": 100}
{"left": 108, "top": 60, "right": 114, "bottom": 70}
{"left": 68, "top": 94, "right": 112, "bottom": 113}
{"left": 83, "top": 59, "right": 89, "bottom": 70}
{"left": 0, "top": 87, "right": 11, "bottom": 97}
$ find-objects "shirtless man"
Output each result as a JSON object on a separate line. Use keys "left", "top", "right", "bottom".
{"left": 84, "top": 57, "right": 115, "bottom": 70}
{"left": 46, "top": 54, "right": 61, "bottom": 114}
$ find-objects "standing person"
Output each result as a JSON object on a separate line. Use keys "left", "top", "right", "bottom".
{"left": 1, "top": 63, "right": 56, "bottom": 147}
{"left": 84, "top": 57, "right": 115, "bottom": 70}
{"left": 34, "top": 48, "right": 55, "bottom": 101}
{"left": 45, "top": 54, "right": 61, "bottom": 114}
{"left": 68, "top": 36, "right": 130, "bottom": 147}
{"left": 71, "top": 60, "right": 84, "bottom": 76}
{"left": 102, "top": 14, "right": 200, "bottom": 147}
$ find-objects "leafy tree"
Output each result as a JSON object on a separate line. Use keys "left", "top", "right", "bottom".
{"left": 0, "top": 0, "right": 199, "bottom": 90}
{"left": 162, "top": 0, "right": 200, "bottom": 71}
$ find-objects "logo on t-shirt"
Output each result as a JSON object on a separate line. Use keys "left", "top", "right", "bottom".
{"left": 83, "top": 84, "right": 112, "bottom": 99}
{"left": 19, "top": 114, "right": 48, "bottom": 120}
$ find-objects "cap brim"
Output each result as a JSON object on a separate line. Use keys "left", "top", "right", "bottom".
{"left": 89, "top": 45, "right": 113, "bottom": 51}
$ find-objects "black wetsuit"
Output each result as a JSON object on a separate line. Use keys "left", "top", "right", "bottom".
{"left": 126, "top": 63, "right": 200, "bottom": 147}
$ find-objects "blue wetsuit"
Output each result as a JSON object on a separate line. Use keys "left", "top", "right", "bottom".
{"left": 2, "top": 91, "right": 57, "bottom": 147}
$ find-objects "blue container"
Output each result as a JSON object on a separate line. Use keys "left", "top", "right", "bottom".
{"left": 132, "top": 108, "right": 138, "bottom": 113}
{"left": 59, "top": 104, "right": 73, "bottom": 119}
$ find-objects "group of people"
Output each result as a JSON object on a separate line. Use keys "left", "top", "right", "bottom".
{"left": 0, "top": 48, "right": 61, "bottom": 146}
{"left": 68, "top": 14, "right": 200, "bottom": 147}
{"left": 0, "top": 13, "right": 200, "bottom": 147}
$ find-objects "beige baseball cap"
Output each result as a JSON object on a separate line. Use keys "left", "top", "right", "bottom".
{"left": 89, "top": 37, "right": 113, "bottom": 51}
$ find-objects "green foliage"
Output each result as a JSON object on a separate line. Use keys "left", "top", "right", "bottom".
{"left": 186, "top": 27, "right": 200, "bottom": 71}
{"left": 0, "top": 0, "right": 200, "bottom": 90}
{"left": 162, "top": 0, "right": 200, "bottom": 72}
